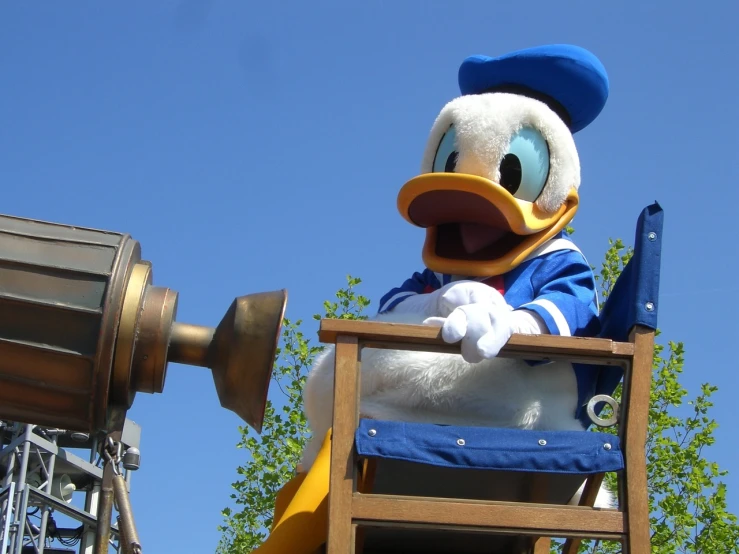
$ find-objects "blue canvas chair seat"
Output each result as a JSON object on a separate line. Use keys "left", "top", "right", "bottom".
{"left": 318, "top": 203, "right": 664, "bottom": 554}
{"left": 355, "top": 420, "right": 624, "bottom": 476}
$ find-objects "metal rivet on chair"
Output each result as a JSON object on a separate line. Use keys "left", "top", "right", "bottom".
{"left": 456, "top": 438, "right": 465, "bottom": 446}
{"left": 538, "top": 439, "right": 547, "bottom": 446}
{"left": 648, "top": 232, "right": 657, "bottom": 241}
{"left": 368, "top": 429, "right": 377, "bottom": 437}
{"left": 586, "top": 394, "right": 620, "bottom": 428}
{"left": 645, "top": 301, "right": 655, "bottom": 311}
{"left": 604, "top": 443, "right": 612, "bottom": 451}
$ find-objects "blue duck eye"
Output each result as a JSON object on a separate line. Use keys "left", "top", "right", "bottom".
{"left": 432, "top": 125, "right": 458, "bottom": 173}
{"left": 498, "top": 127, "right": 550, "bottom": 202}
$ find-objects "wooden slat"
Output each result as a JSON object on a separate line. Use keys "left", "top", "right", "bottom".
{"left": 563, "top": 473, "right": 606, "bottom": 553}
{"left": 319, "top": 319, "right": 444, "bottom": 346}
{"left": 620, "top": 326, "right": 655, "bottom": 554}
{"left": 354, "top": 460, "right": 377, "bottom": 554}
{"left": 319, "top": 319, "right": 634, "bottom": 363}
{"left": 351, "top": 494, "right": 625, "bottom": 540}
{"left": 533, "top": 536, "right": 552, "bottom": 554}
{"left": 326, "top": 336, "right": 361, "bottom": 554}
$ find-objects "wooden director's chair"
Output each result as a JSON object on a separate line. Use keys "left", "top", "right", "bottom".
{"left": 317, "top": 203, "right": 663, "bottom": 554}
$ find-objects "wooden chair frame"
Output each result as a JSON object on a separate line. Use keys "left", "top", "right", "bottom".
{"left": 318, "top": 318, "right": 654, "bottom": 554}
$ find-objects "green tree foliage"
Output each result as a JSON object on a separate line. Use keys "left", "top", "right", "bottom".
{"left": 218, "top": 244, "right": 738, "bottom": 553}
{"left": 216, "top": 276, "right": 369, "bottom": 553}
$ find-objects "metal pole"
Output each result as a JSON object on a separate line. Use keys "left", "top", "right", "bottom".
{"left": 116, "top": 516, "right": 128, "bottom": 554}
{"left": 37, "top": 433, "right": 58, "bottom": 553}
{"left": 94, "top": 428, "right": 123, "bottom": 554}
{"left": 9, "top": 426, "right": 32, "bottom": 554}
{"left": 112, "top": 474, "right": 140, "bottom": 554}
{"left": 13, "top": 485, "right": 30, "bottom": 554}
{"left": 80, "top": 435, "right": 101, "bottom": 554}
{"left": 93, "top": 462, "right": 114, "bottom": 554}
{"left": 0, "top": 425, "right": 17, "bottom": 490}
{"left": 80, "top": 482, "right": 101, "bottom": 554}
{"left": 0, "top": 424, "right": 19, "bottom": 554}
{"left": 1, "top": 482, "right": 16, "bottom": 554}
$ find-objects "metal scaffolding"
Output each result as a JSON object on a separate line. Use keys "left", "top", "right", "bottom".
{"left": 0, "top": 419, "right": 141, "bottom": 554}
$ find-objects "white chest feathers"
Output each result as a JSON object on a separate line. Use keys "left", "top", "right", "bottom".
{"left": 300, "top": 310, "right": 584, "bottom": 470}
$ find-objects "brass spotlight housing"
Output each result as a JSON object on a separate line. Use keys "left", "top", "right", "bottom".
{"left": 0, "top": 214, "right": 287, "bottom": 434}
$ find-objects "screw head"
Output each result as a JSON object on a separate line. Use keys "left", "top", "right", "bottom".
{"left": 368, "top": 429, "right": 377, "bottom": 437}
{"left": 456, "top": 438, "right": 465, "bottom": 446}
{"left": 538, "top": 439, "right": 547, "bottom": 446}
{"left": 645, "top": 302, "right": 655, "bottom": 312}
{"left": 648, "top": 232, "right": 657, "bottom": 241}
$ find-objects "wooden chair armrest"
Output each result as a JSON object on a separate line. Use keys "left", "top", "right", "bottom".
{"left": 318, "top": 319, "right": 633, "bottom": 365}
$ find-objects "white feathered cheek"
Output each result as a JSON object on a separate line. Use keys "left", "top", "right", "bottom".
{"left": 424, "top": 95, "right": 579, "bottom": 211}
{"left": 399, "top": 93, "right": 582, "bottom": 277}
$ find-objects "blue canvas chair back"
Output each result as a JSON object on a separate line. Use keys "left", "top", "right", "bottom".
{"left": 573, "top": 201, "right": 664, "bottom": 428}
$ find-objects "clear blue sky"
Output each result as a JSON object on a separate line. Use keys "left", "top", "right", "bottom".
{"left": 2, "top": 1, "right": 738, "bottom": 552}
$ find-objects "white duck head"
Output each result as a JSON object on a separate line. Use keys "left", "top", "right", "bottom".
{"left": 397, "top": 44, "right": 609, "bottom": 277}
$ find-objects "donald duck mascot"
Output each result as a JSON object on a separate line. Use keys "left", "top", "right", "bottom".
{"left": 254, "top": 44, "right": 610, "bottom": 554}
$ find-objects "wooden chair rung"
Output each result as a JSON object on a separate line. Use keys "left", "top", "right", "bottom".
{"left": 350, "top": 494, "right": 624, "bottom": 540}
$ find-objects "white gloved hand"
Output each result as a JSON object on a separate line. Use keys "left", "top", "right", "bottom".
{"left": 425, "top": 302, "right": 515, "bottom": 363}
{"left": 435, "top": 280, "right": 508, "bottom": 317}
{"left": 389, "top": 279, "right": 507, "bottom": 319}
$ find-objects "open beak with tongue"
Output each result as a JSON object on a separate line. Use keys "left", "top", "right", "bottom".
{"left": 397, "top": 172, "right": 579, "bottom": 277}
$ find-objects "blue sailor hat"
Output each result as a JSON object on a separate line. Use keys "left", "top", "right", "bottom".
{"left": 458, "top": 44, "right": 609, "bottom": 133}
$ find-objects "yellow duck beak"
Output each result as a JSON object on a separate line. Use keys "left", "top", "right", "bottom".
{"left": 397, "top": 173, "right": 579, "bottom": 277}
